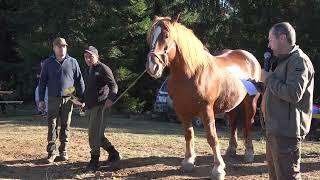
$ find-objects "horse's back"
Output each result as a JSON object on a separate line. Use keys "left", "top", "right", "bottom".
{"left": 214, "top": 49, "right": 261, "bottom": 81}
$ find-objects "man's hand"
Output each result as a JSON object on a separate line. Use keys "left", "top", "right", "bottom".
{"left": 104, "top": 99, "right": 113, "bottom": 109}
{"left": 39, "top": 101, "right": 46, "bottom": 112}
{"left": 261, "top": 69, "right": 272, "bottom": 83}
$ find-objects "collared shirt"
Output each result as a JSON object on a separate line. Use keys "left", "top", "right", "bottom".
{"left": 38, "top": 54, "right": 85, "bottom": 101}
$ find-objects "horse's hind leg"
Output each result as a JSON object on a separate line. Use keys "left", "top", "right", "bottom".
{"left": 201, "top": 106, "right": 225, "bottom": 180}
{"left": 243, "top": 94, "right": 259, "bottom": 163}
{"left": 225, "top": 109, "right": 238, "bottom": 157}
{"left": 180, "top": 116, "right": 196, "bottom": 171}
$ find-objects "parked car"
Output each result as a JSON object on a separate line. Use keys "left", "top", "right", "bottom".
{"left": 153, "top": 78, "right": 169, "bottom": 114}
{"left": 152, "top": 78, "right": 175, "bottom": 122}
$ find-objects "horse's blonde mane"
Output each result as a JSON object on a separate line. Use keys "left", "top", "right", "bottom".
{"left": 169, "top": 22, "right": 212, "bottom": 75}
{"left": 148, "top": 17, "right": 212, "bottom": 75}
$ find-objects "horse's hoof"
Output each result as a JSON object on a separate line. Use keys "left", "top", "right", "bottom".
{"left": 180, "top": 159, "right": 195, "bottom": 172}
{"left": 244, "top": 151, "right": 254, "bottom": 163}
{"left": 225, "top": 147, "right": 236, "bottom": 157}
{"left": 211, "top": 168, "right": 226, "bottom": 180}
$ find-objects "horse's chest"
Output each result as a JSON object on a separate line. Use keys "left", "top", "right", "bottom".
{"left": 168, "top": 83, "right": 203, "bottom": 110}
{"left": 169, "top": 85, "right": 198, "bottom": 101}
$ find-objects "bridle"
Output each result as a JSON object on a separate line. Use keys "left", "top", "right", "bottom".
{"left": 148, "top": 42, "right": 176, "bottom": 66}
{"left": 147, "top": 25, "right": 176, "bottom": 67}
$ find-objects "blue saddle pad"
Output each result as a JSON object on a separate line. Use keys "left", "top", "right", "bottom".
{"left": 240, "top": 79, "right": 258, "bottom": 96}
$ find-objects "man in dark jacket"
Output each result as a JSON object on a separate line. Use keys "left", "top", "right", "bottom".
{"left": 83, "top": 46, "right": 120, "bottom": 172}
{"left": 39, "top": 37, "right": 85, "bottom": 163}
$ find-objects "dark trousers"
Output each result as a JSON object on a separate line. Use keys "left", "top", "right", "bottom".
{"left": 86, "top": 105, "right": 112, "bottom": 155}
{"left": 47, "top": 96, "right": 73, "bottom": 155}
{"left": 266, "top": 134, "right": 302, "bottom": 180}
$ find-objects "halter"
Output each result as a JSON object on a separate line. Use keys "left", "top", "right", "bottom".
{"left": 148, "top": 42, "right": 176, "bottom": 66}
{"left": 147, "top": 25, "right": 176, "bottom": 67}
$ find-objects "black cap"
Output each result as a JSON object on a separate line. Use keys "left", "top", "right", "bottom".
{"left": 84, "top": 46, "right": 99, "bottom": 57}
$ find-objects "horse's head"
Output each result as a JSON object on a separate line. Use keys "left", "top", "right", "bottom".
{"left": 146, "top": 15, "right": 180, "bottom": 79}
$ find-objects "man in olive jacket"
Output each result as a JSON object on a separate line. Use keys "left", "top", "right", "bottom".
{"left": 83, "top": 46, "right": 120, "bottom": 172}
{"left": 262, "top": 22, "right": 314, "bottom": 180}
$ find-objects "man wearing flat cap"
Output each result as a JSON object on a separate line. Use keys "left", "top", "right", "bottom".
{"left": 39, "top": 37, "right": 85, "bottom": 163}
{"left": 83, "top": 45, "right": 120, "bottom": 172}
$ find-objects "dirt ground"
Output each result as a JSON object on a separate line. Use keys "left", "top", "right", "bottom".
{"left": 1, "top": 107, "right": 320, "bottom": 179}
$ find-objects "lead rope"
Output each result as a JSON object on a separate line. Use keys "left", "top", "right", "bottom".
{"left": 101, "top": 69, "right": 147, "bottom": 128}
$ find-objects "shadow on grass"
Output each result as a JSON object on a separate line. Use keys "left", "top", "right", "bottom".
{"left": 1, "top": 153, "right": 320, "bottom": 179}
{"left": 107, "top": 154, "right": 320, "bottom": 179}
{"left": 0, "top": 158, "right": 87, "bottom": 179}
{"left": 102, "top": 154, "right": 269, "bottom": 179}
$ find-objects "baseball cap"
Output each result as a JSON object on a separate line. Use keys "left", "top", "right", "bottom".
{"left": 84, "top": 46, "right": 99, "bottom": 57}
{"left": 53, "top": 37, "right": 68, "bottom": 46}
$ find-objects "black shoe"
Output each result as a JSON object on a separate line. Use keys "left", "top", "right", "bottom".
{"left": 59, "top": 152, "right": 69, "bottom": 161}
{"left": 86, "top": 154, "right": 100, "bottom": 172}
{"left": 105, "top": 146, "right": 121, "bottom": 164}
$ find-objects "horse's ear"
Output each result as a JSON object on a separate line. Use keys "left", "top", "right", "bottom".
{"left": 171, "top": 13, "right": 181, "bottom": 23}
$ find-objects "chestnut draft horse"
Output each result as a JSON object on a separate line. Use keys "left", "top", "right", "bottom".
{"left": 146, "top": 15, "right": 261, "bottom": 179}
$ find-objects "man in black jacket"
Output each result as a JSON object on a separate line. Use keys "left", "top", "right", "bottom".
{"left": 83, "top": 46, "right": 120, "bottom": 172}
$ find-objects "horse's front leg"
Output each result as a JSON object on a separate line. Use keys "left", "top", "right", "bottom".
{"left": 180, "top": 118, "right": 196, "bottom": 171}
{"left": 201, "top": 106, "right": 226, "bottom": 180}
